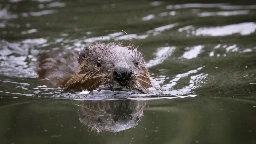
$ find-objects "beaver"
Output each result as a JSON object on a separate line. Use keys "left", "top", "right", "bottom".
{"left": 35, "top": 43, "right": 152, "bottom": 93}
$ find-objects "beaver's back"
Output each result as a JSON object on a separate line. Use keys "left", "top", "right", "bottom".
{"left": 35, "top": 50, "right": 79, "bottom": 86}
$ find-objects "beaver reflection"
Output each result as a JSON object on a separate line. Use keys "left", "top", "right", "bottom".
{"left": 78, "top": 100, "right": 146, "bottom": 132}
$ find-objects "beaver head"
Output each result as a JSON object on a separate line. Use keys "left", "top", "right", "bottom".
{"left": 62, "top": 43, "right": 152, "bottom": 93}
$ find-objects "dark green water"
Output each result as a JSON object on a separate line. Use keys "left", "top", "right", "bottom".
{"left": 1, "top": 0, "right": 256, "bottom": 144}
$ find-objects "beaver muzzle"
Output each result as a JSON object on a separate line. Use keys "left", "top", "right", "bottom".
{"left": 113, "top": 67, "right": 133, "bottom": 86}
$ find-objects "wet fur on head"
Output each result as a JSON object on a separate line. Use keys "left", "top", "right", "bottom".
{"left": 36, "top": 42, "right": 152, "bottom": 93}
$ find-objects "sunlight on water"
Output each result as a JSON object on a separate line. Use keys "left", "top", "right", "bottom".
{"left": 116, "top": 34, "right": 148, "bottom": 40}
{"left": 0, "top": 40, "right": 40, "bottom": 77}
{"left": 209, "top": 44, "right": 255, "bottom": 57}
{"left": 148, "top": 24, "right": 177, "bottom": 35}
{"left": 181, "top": 45, "right": 203, "bottom": 59}
{"left": 142, "top": 14, "right": 155, "bottom": 21}
{"left": 46, "top": 2, "right": 66, "bottom": 8}
{"left": 146, "top": 46, "right": 175, "bottom": 68}
{"left": 166, "top": 3, "right": 256, "bottom": 9}
{"left": 198, "top": 10, "right": 249, "bottom": 17}
{"left": 32, "top": 0, "right": 53, "bottom": 2}
{"left": 22, "top": 38, "right": 47, "bottom": 44}
{"left": 0, "top": 8, "right": 18, "bottom": 19}
{"left": 21, "top": 29, "right": 38, "bottom": 35}
{"left": 83, "top": 23, "right": 177, "bottom": 43}
{"left": 161, "top": 67, "right": 206, "bottom": 95}
{"left": 179, "top": 22, "right": 256, "bottom": 36}
{"left": 149, "top": 1, "right": 163, "bottom": 6}
{"left": 195, "top": 22, "right": 256, "bottom": 36}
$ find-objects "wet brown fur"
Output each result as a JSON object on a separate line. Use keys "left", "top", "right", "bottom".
{"left": 35, "top": 42, "right": 152, "bottom": 93}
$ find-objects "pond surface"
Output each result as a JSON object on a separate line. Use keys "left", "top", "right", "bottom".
{"left": 0, "top": 0, "right": 256, "bottom": 144}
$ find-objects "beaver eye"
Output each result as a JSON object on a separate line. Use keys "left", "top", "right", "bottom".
{"left": 134, "top": 61, "right": 139, "bottom": 66}
{"left": 97, "top": 60, "right": 101, "bottom": 67}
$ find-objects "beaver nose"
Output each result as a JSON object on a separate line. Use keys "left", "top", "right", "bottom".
{"left": 113, "top": 67, "right": 132, "bottom": 85}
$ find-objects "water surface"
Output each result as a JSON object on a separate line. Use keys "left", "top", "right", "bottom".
{"left": 0, "top": 0, "right": 256, "bottom": 143}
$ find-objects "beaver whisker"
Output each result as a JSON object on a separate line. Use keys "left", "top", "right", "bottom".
{"left": 63, "top": 69, "right": 103, "bottom": 91}
{"left": 87, "top": 75, "right": 105, "bottom": 91}
{"left": 136, "top": 74, "right": 150, "bottom": 80}
{"left": 78, "top": 67, "right": 94, "bottom": 75}
{"left": 81, "top": 69, "right": 100, "bottom": 82}
{"left": 137, "top": 77, "right": 151, "bottom": 87}
{"left": 65, "top": 68, "right": 96, "bottom": 85}
{"left": 133, "top": 79, "right": 148, "bottom": 92}
{"left": 98, "top": 70, "right": 111, "bottom": 81}
{"left": 134, "top": 82, "right": 148, "bottom": 93}
{"left": 64, "top": 75, "right": 81, "bottom": 86}
{"left": 79, "top": 65, "right": 98, "bottom": 74}
{"left": 137, "top": 73, "right": 151, "bottom": 80}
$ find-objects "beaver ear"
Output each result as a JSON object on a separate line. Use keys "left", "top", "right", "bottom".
{"left": 78, "top": 48, "right": 89, "bottom": 64}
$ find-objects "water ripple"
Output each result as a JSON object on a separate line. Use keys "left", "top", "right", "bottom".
{"left": 198, "top": 10, "right": 249, "bottom": 17}
{"left": 166, "top": 3, "right": 256, "bottom": 10}
{"left": 181, "top": 45, "right": 203, "bottom": 59}
{"left": 0, "top": 8, "right": 18, "bottom": 20}
{"left": 194, "top": 22, "right": 256, "bottom": 36}
{"left": 146, "top": 46, "right": 175, "bottom": 68}
{"left": 161, "top": 67, "right": 206, "bottom": 95}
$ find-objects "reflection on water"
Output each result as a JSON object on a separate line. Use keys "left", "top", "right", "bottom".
{"left": 78, "top": 100, "right": 146, "bottom": 132}
{"left": 0, "top": 97, "right": 255, "bottom": 144}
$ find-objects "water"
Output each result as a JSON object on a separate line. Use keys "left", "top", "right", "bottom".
{"left": 1, "top": 0, "right": 256, "bottom": 143}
